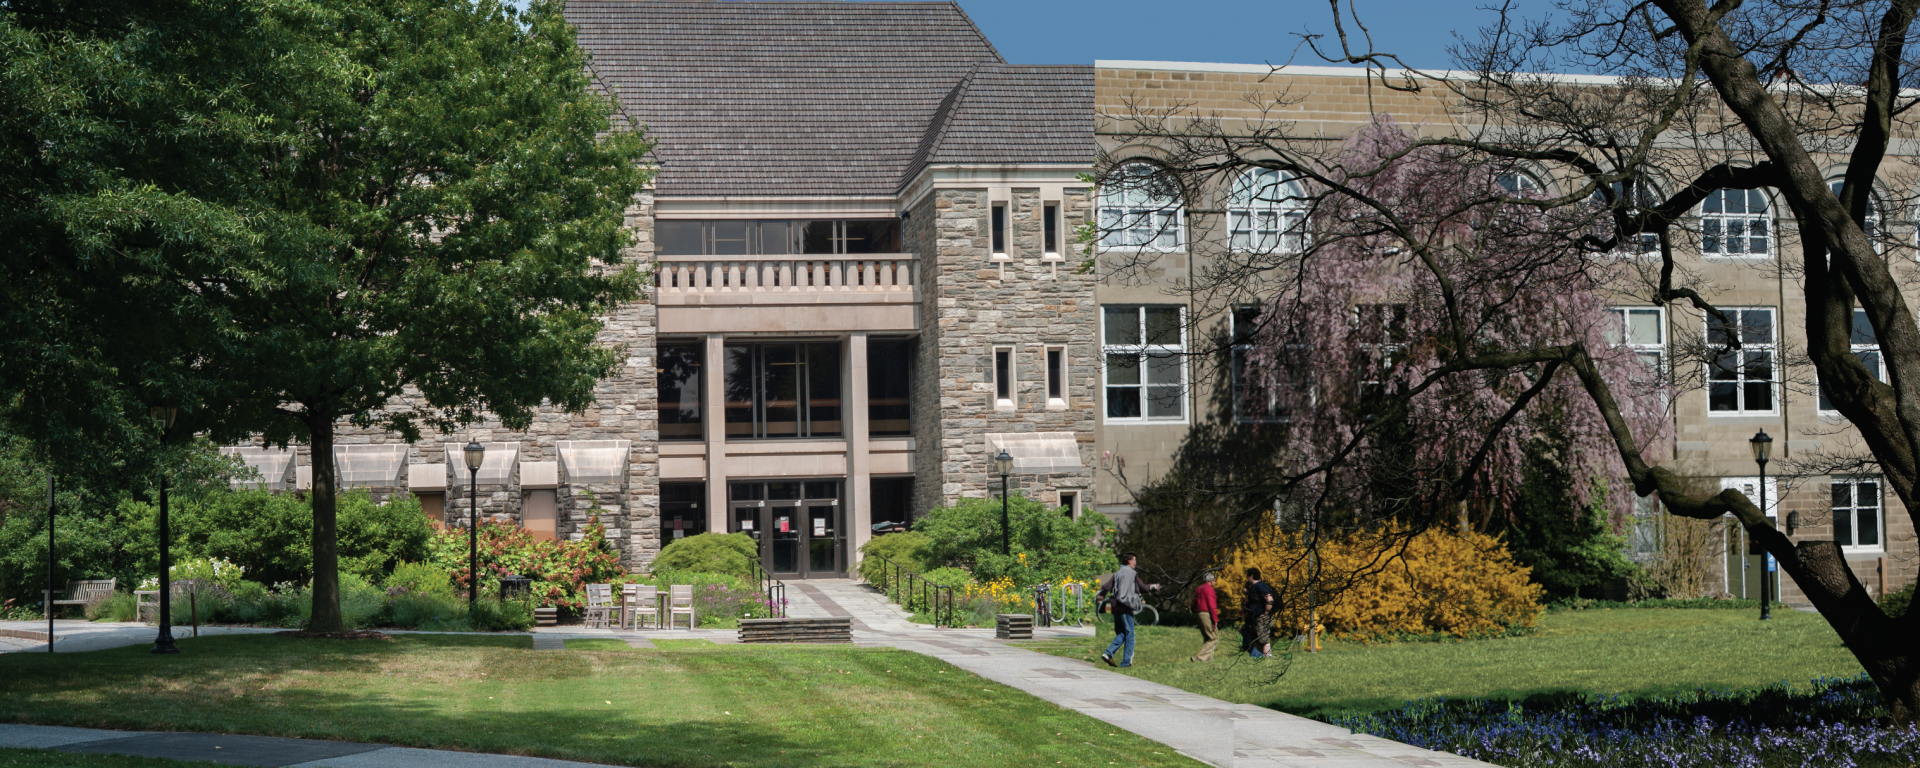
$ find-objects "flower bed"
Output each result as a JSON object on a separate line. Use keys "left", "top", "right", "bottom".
{"left": 1326, "top": 674, "right": 1920, "bottom": 768}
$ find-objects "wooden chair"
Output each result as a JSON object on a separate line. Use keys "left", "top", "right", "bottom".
{"left": 667, "top": 584, "right": 695, "bottom": 630}
{"left": 582, "top": 583, "right": 615, "bottom": 629}
{"left": 45, "top": 579, "right": 115, "bottom": 619}
{"left": 623, "top": 585, "right": 660, "bottom": 630}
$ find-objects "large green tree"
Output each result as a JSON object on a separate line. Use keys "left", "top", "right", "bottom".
{"left": 0, "top": 0, "right": 652, "bottom": 631}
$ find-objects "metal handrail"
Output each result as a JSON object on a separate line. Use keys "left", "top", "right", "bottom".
{"left": 870, "top": 552, "right": 956, "bottom": 627}
{"left": 747, "top": 556, "right": 787, "bottom": 619}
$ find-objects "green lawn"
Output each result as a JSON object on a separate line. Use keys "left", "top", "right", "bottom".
{"left": 1027, "top": 608, "right": 1867, "bottom": 718}
{"left": 0, "top": 749, "right": 224, "bottom": 768}
{"left": 0, "top": 634, "right": 1203, "bottom": 768}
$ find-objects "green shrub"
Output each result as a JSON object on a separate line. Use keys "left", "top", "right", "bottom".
{"left": 921, "top": 566, "right": 971, "bottom": 587}
{"left": 1879, "top": 581, "right": 1913, "bottom": 619}
{"left": 218, "top": 581, "right": 303, "bottom": 626}
{"left": 651, "top": 533, "right": 758, "bottom": 580}
{"left": 88, "top": 592, "right": 137, "bottom": 622}
{"left": 116, "top": 487, "right": 432, "bottom": 588}
{"left": 646, "top": 570, "right": 768, "bottom": 624}
{"left": 857, "top": 531, "right": 930, "bottom": 584}
{"left": 387, "top": 593, "right": 461, "bottom": 629}
{"left": 384, "top": 561, "right": 455, "bottom": 601}
{"left": 467, "top": 597, "right": 535, "bottom": 631}
{"left": 915, "top": 494, "right": 1117, "bottom": 585}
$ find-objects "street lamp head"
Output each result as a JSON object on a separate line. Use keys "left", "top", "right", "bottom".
{"left": 148, "top": 406, "right": 177, "bottom": 431}
{"left": 994, "top": 449, "right": 1013, "bottom": 477}
{"left": 464, "top": 440, "right": 486, "bottom": 472}
{"left": 1749, "top": 429, "right": 1773, "bottom": 465}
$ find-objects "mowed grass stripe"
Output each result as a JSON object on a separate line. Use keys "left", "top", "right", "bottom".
{"left": 0, "top": 634, "right": 1203, "bottom": 768}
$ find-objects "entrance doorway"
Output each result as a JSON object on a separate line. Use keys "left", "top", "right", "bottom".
{"left": 728, "top": 480, "right": 845, "bottom": 578}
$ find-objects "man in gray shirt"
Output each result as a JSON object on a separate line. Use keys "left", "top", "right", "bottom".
{"left": 1097, "top": 553, "right": 1156, "bottom": 667}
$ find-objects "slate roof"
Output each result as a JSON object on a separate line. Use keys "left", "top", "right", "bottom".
{"left": 565, "top": 0, "right": 1095, "bottom": 198}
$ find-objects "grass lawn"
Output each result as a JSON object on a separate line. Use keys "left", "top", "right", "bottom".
{"left": 0, "top": 634, "right": 1203, "bottom": 768}
{"left": 0, "top": 748, "right": 223, "bottom": 768}
{"left": 1026, "top": 608, "right": 1867, "bottom": 718}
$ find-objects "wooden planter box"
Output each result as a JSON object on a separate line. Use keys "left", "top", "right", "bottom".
{"left": 996, "top": 613, "right": 1032, "bottom": 640}
{"left": 738, "top": 617, "right": 852, "bottom": 644}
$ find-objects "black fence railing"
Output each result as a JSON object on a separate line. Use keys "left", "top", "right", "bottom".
{"left": 748, "top": 557, "right": 787, "bottom": 619}
{"left": 871, "top": 553, "right": 956, "bottom": 627}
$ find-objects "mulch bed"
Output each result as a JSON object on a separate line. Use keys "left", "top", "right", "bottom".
{"left": 273, "top": 630, "right": 393, "bottom": 640}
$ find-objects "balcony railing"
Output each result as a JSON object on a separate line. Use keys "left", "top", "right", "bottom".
{"left": 655, "top": 254, "right": 917, "bottom": 299}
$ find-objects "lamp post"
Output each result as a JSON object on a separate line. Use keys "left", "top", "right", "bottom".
{"left": 150, "top": 406, "right": 179, "bottom": 654}
{"left": 464, "top": 440, "right": 486, "bottom": 610}
{"left": 1750, "top": 429, "right": 1773, "bottom": 621}
{"left": 994, "top": 450, "right": 1013, "bottom": 556}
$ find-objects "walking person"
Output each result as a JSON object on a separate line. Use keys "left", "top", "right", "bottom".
{"left": 1096, "top": 553, "right": 1157, "bottom": 668}
{"left": 1240, "top": 567, "right": 1276, "bottom": 659}
{"left": 1189, "top": 571, "right": 1220, "bottom": 662}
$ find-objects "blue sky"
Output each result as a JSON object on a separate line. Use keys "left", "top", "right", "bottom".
{"left": 954, "top": 0, "right": 1525, "bottom": 69}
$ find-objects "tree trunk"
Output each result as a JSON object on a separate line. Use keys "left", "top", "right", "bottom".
{"left": 306, "top": 418, "right": 344, "bottom": 632}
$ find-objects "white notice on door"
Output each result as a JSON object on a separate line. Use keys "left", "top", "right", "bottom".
{"left": 813, "top": 517, "right": 826, "bottom": 536}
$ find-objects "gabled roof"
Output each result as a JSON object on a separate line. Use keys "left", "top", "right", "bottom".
{"left": 903, "top": 64, "right": 1095, "bottom": 190}
{"left": 565, "top": 0, "right": 1093, "bottom": 198}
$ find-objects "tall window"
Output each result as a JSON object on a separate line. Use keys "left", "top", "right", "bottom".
{"left": 724, "top": 342, "right": 842, "bottom": 439}
{"left": 1045, "top": 347, "right": 1066, "bottom": 404}
{"left": 1820, "top": 309, "right": 1883, "bottom": 414}
{"left": 1098, "top": 163, "right": 1183, "bottom": 250}
{"left": 1627, "top": 494, "right": 1663, "bottom": 563}
{"left": 991, "top": 204, "right": 1008, "bottom": 256}
{"left": 1606, "top": 307, "right": 1666, "bottom": 377}
{"left": 1231, "top": 305, "right": 1294, "bottom": 423}
{"left": 658, "top": 342, "right": 704, "bottom": 441}
{"left": 1044, "top": 203, "right": 1061, "bottom": 257}
{"left": 1103, "top": 306, "right": 1185, "bottom": 421}
{"left": 1700, "top": 189, "right": 1772, "bottom": 256}
{"left": 1227, "top": 169, "right": 1309, "bottom": 254}
{"left": 867, "top": 339, "right": 913, "bottom": 436}
{"left": 992, "top": 346, "right": 1015, "bottom": 409}
{"left": 1355, "top": 303, "right": 1409, "bottom": 406}
{"left": 1596, "top": 178, "right": 1662, "bottom": 257}
{"left": 1707, "top": 308, "right": 1776, "bottom": 414}
{"left": 1833, "top": 477, "right": 1883, "bottom": 551}
{"left": 1830, "top": 180, "right": 1882, "bottom": 247}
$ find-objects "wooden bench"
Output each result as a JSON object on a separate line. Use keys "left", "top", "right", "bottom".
{"left": 43, "top": 579, "right": 115, "bottom": 618}
{"left": 737, "top": 617, "right": 852, "bottom": 644}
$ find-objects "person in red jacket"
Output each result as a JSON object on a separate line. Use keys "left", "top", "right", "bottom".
{"left": 1189, "top": 571, "right": 1220, "bottom": 662}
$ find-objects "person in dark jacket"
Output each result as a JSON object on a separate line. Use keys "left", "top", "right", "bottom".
{"left": 1189, "top": 571, "right": 1220, "bottom": 662}
{"left": 1096, "top": 553, "right": 1157, "bottom": 668}
{"left": 1241, "top": 567, "right": 1276, "bottom": 659}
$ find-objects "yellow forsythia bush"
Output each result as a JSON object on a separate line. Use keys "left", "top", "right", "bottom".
{"left": 1213, "top": 523, "right": 1544, "bottom": 641}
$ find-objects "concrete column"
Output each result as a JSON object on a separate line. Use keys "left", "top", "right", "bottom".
{"left": 704, "top": 334, "right": 727, "bottom": 535}
{"left": 848, "top": 332, "right": 872, "bottom": 565}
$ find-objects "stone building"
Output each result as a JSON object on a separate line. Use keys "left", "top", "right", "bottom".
{"left": 226, "top": 1, "right": 1098, "bottom": 578}
{"left": 1088, "top": 60, "right": 1916, "bottom": 603}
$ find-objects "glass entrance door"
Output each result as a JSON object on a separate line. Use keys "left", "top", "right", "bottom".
{"left": 728, "top": 479, "right": 843, "bottom": 578}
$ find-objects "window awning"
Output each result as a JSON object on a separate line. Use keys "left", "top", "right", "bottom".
{"left": 220, "top": 447, "right": 296, "bottom": 490}
{"left": 985, "top": 432, "right": 1083, "bottom": 473}
{"left": 558, "top": 440, "right": 632, "bottom": 484}
{"left": 334, "top": 445, "right": 410, "bottom": 488}
{"left": 447, "top": 442, "right": 520, "bottom": 488}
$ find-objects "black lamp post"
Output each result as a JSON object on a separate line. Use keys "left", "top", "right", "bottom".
{"left": 1750, "top": 429, "right": 1773, "bottom": 621}
{"left": 994, "top": 449, "right": 1013, "bottom": 556}
{"left": 150, "top": 406, "right": 179, "bottom": 654}
{"left": 464, "top": 440, "right": 486, "bottom": 609}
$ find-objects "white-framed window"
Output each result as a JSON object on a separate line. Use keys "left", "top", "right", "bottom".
{"left": 991, "top": 203, "right": 1009, "bottom": 258}
{"left": 1043, "top": 202, "right": 1061, "bottom": 258}
{"left": 1098, "top": 162, "right": 1184, "bottom": 250}
{"left": 1595, "top": 178, "right": 1662, "bottom": 257}
{"left": 1606, "top": 306, "right": 1667, "bottom": 379}
{"left": 1701, "top": 188, "right": 1773, "bottom": 257}
{"left": 1355, "top": 303, "right": 1408, "bottom": 405}
{"left": 1496, "top": 171, "right": 1543, "bottom": 196}
{"left": 1833, "top": 476, "right": 1883, "bottom": 552}
{"left": 1829, "top": 180, "right": 1882, "bottom": 247}
{"left": 1707, "top": 307, "right": 1777, "bottom": 414}
{"left": 1819, "top": 309, "right": 1883, "bottom": 414}
{"left": 1227, "top": 169, "right": 1309, "bottom": 254}
{"left": 1231, "top": 305, "right": 1294, "bottom": 423}
{"left": 1103, "top": 305, "right": 1185, "bottom": 421}
{"left": 1044, "top": 346, "right": 1067, "bottom": 409}
{"left": 992, "top": 345, "right": 1015, "bottom": 410}
{"left": 1626, "top": 494, "right": 1663, "bottom": 563}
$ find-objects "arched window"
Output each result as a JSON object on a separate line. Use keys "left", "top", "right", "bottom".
{"left": 1227, "top": 169, "right": 1309, "bottom": 253}
{"left": 1098, "top": 162, "right": 1184, "bottom": 250}
{"left": 1700, "top": 188, "right": 1772, "bottom": 256}
{"left": 1829, "top": 179, "right": 1882, "bottom": 247}
{"left": 1496, "top": 171, "right": 1543, "bottom": 196}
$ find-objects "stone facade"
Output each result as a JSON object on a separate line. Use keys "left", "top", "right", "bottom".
{"left": 907, "top": 187, "right": 1099, "bottom": 513}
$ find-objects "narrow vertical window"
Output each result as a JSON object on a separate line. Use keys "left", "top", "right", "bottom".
{"left": 994, "top": 347, "right": 1014, "bottom": 408}
{"left": 1059, "top": 491, "right": 1079, "bottom": 519}
{"left": 991, "top": 204, "right": 1008, "bottom": 256}
{"left": 1044, "top": 204, "right": 1060, "bottom": 256}
{"left": 1046, "top": 347, "right": 1065, "bottom": 402}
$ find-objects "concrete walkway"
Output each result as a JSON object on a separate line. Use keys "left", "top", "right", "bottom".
{"left": 0, "top": 723, "right": 610, "bottom": 768}
{"left": 3, "top": 585, "right": 1496, "bottom": 768}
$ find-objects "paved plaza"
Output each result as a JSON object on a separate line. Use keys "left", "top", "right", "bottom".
{"left": 1, "top": 582, "right": 1494, "bottom": 768}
